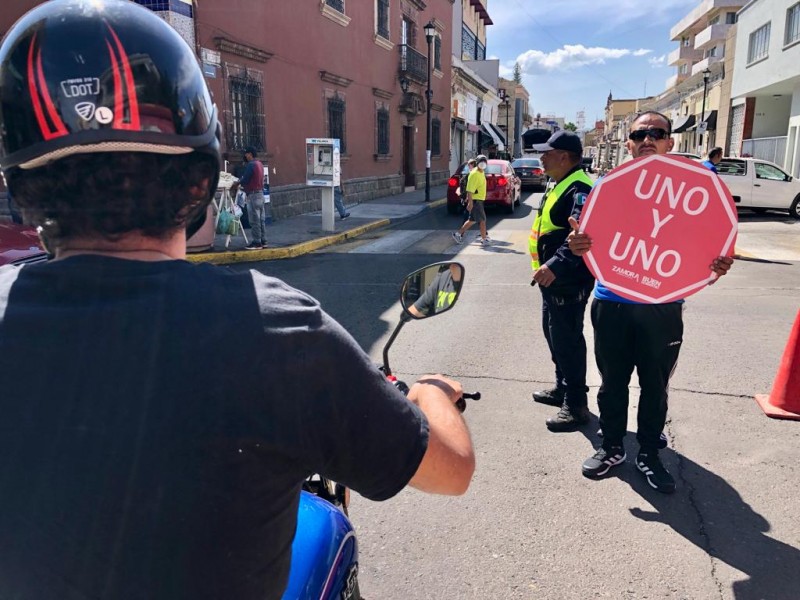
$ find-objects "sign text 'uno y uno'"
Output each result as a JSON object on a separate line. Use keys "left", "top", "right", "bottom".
{"left": 579, "top": 155, "right": 737, "bottom": 303}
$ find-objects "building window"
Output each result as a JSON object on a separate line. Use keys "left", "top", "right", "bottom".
{"left": 786, "top": 3, "right": 800, "bottom": 46}
{"left": 706, "top": 46, "right": 718, "bottom": 58}
{"left": 326, "top": 0, "right": 345, "bottom": 13}
{"left": 682, "top": 36, "right": 691, "bottom": 47}
{"left": 679, "top": 63, "right": 689, "bottom": 75}
{"left": 376, "top": 0, "right": 389, "bottom": 38}
{"left": 328, "top": 95, "right": 346, "bottom": 154}
{"left": 432, "top": 118, "right": 441, "bottom": 156}
{"left": 476, "top": 40, "right": 486, "bottom": 61}
{"left": 226, "top": 66, "right": 265, "bottom": 152}
{"left": 709, "top": 14, "right": 720, "bottom": 26}
{"left": 747, "top": 22, "right": 771, "bottom": 64}
{"left": 376, "top": 106, "right": 390, "bottom": 155}
{"left": 726, "top": 12, "right": 737, "bottom": 25}
{"left": 434, "top": 36, "right": 442, "bottom": 70}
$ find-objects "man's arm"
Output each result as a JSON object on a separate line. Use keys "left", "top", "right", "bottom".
{"left": 239, "top": 161, "right": 255, "bottom": 187}
{"left": 406, "top": 375, "right": 474, "bottom": 495}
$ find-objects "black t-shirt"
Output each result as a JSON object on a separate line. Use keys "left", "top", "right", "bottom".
{"left": 0, "top": 256, "right": 429, "bottom": 600}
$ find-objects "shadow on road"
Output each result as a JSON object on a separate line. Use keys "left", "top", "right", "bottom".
{"left": 575, "top": 414, "right": 800, "bottom": 599}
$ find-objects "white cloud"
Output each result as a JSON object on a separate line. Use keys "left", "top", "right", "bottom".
{"left": 648, "top": 54, "right": 668, "bottom": 68}
{"left": 514, "top": 45, "right": 652, "bottom": 74}
{"left": 488, "top": 0, "right": 696, "bottom": 30}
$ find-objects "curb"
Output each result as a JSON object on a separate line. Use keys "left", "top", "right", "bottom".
{"left": 186, "top": 197, "right": 447, "bottom": 265}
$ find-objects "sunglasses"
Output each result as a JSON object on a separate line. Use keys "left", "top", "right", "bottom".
{"left": 629, "top": 128, "right": 670, "bottom": 142}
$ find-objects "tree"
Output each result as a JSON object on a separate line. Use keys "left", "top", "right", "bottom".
{"left": 513, "top": 62, "right": 522, "bottom": 84}
{"left": 565, "top": 122, "right": 578, "bottom": 132}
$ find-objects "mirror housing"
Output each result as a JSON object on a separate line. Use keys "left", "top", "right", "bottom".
{"left": 400, "top": 261, "right": 465, "bottom": 319}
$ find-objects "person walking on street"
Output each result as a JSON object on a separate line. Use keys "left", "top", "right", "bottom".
{"left": 528, "top": 131, "right": 596, "bottom": 432}
{"left": 452, "top": 154, "right": 491, "bottom": 246}
{"left": 233, "top": 147, "right": 266, "bottom": 250}
{"left": 701, "top": 147, "right": 723, "bottom": 173}
{"left": 0, "top": 3, "right": 475, "bottom": 598}
{"left": 333, "top": 166, "right": 350, "bottom": 220}
{"left": 568, "top": 112, "right": 734, "bottom": 493}
{"left": 459, "top": 158, "right": 477, "bottom": 219}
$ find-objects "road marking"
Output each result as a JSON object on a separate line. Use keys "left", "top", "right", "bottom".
{"left": 349, "top": 229, "right": 432, "bottom": 253}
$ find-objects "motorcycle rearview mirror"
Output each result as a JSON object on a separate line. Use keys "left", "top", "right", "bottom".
{"left": 381, "top": 261, "right": 465, "bottom": 377}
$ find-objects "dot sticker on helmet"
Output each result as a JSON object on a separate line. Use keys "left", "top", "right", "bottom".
{"left": 96, "top": 107, "right": 114, "bottom": 125}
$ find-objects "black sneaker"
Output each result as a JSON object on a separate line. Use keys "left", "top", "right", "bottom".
{"left": 244, "top": 242, "right": 264, "bottom": 250}
{"left": 546, "top": 404, "right": 590, "bottom": 432}
{"left": 636, "top": 452, "right": 676, "bottom": 494}
{"left": 340, "top": 212, "right": 351, "bottom": 220}
{"left": 598, "top": 428, "right": 668, "bottom": 450}
{"left": 532, "top": 387, "right": 565, "bottom": 407}
{"left": 582, "top": 446, "right": 626, "bottom": 479}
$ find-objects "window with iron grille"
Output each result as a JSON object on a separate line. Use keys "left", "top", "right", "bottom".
{"left": 377, "top": 0, "right": 389, "bottom": 38}
{"left": 434, "top": 37, "right": 442, "bottom": 70}
{"left": 747, "top": 22, "right": 770, "bottom": 64}
{"left": 461, "top": 24, "right": 476, "bottom": 60}
{"left": 326, "top": 0, "right": 345, "bottom": 13}
{"left": 786, "top": 3, "right": 800, "bottom": 46}
{"left": 328, "top": 95, "right": 347, "bottom": 154}
{"left": 226, "top": 67, "right": 266, "bottom": 153}
{"left": 432, "top": 118, "right": 441, "bottom": 156}
{"left": 377, "top": 107, "right": 390, "bottom": 155}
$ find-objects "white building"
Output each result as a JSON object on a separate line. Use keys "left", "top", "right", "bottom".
{"left": 730, "top": 0, "right": 800, "bottom": 175}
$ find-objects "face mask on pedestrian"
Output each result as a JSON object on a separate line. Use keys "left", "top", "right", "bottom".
{"left": 478, "top": 162, "right": 487, "bottom": 170}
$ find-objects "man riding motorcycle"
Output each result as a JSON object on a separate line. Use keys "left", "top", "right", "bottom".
{"left": 0, "top": 2, "right": 475, "bottom": 598}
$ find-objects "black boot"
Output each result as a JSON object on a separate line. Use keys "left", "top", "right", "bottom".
{"left": 546, "top": 404, "right": 590, "bottom": 432}
{"left": 532, "top": 387, "right": 565, "bottom": 407}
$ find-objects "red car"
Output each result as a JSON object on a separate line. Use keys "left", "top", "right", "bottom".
{"left": 0, "top": 222, "right": 47, "bottom": 266}
{"left": 447, "top": 159, "right": 521, "bottom": 215}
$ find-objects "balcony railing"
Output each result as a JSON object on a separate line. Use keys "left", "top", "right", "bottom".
{"left": 668, "top": 45, "right": 702, "bottom": 66}
{"left": 691, "top": 55, "right": 722, "bottom": 75}
{"left": 399, "top": 44, "right": 427, "bottom": 84}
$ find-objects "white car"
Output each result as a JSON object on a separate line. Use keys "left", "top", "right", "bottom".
{"left": 717, "top": 157, "right": 800, "bottom": 219}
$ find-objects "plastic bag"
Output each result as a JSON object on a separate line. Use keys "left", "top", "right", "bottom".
{"left": 216, "top": 209, "right": 233, "bottom": 235}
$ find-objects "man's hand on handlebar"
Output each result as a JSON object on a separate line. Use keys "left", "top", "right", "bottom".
{"left": 408, "top": 374, "right": 463, "bottom": 408}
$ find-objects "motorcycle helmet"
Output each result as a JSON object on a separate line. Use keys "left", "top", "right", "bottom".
{"left": 0, "top": 0, "right": 221, "bottom": 197}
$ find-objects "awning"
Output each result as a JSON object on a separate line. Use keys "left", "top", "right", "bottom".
{"left": 452, "top": 119, "right": 467, "bottom": 132}
{"left": 701, "top": 110, "right": 718, "bottom": 131}
{"left": 487, "top": 122, "right": 507, "bottom": 146}
{"left": 481, "top": 123, "right": 504, "bottom": 150}
{"left": 672, "top": 114, "right": 696, "bottom": 134}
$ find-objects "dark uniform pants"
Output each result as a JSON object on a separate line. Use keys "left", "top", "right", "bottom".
{"left": 591, "top": 299, "right": 683, "bottom": 452}
{"left": 540, "top": 284, "right": 593, "bottom": 410}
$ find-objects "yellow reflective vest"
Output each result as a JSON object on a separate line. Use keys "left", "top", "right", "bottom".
{"left": 529, "top": 169, "right": 594, "bottom": 270}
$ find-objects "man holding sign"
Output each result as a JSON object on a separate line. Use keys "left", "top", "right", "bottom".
{"left": 568, "top": 111, "right": 734, "bottom": 494}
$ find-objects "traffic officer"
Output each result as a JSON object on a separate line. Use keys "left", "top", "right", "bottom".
{"left": 529, "top": 131, "right": 596, "bottom": 432}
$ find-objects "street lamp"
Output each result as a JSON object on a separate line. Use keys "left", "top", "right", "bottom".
{"left": 502, "top": 96, "right": 510, "bottom": 158}
{"left": 700, "top": 67, "right": 711, "bottom": 153}
{"left": 424, "top": 20, "right": 437, "bottom": 202}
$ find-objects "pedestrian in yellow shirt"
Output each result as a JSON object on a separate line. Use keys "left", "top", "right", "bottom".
{"left": 452, "top": 154, "right": 491, "bottom": 246}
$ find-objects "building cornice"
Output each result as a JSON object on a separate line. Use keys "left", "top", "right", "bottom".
{"left": 320, "top": 71, "right": 354, "bottom": 87}
{"left": 214, "top": 37, "right": 273, "bottom": 63}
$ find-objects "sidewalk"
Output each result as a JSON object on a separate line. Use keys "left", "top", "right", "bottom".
{"left": 186, "top": 185, "right": 448, "bottom": 265}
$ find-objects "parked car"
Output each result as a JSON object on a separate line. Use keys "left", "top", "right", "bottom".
{"left": 668, "top": 151, "right": 701, "bottom": 160}
{"left": 511, "top": 158, "right": 546, "bottom": 191}
{"left": 447, "top": 159, "right": 521, "bottom": 215}
{"left": 0, "top": 222, "right": 47, "bottom": 266}
{"left": 716, "top": 157, "right": 800, "bottom": 219}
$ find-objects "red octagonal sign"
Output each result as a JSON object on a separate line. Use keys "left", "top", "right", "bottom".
{"left": 579, "top": 155, "right": 737, "bottom": 303}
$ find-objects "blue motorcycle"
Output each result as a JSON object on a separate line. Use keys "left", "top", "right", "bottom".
{"left": 281, "top": 261, "right": 479, "bottom": 600}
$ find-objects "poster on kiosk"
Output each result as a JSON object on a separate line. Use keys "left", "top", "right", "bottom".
{"left": 306, "top": 138, "right": 341, "bottom": 232}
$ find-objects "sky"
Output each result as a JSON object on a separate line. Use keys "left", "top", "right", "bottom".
{"left": 486, "top": 0, "right": 700, "bottom": 129}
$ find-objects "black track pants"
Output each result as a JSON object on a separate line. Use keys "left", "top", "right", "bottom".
{"left": 591, "top": 299, "right": 683, "bottom": 452}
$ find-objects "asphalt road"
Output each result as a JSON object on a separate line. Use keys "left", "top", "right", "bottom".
{"left": 240, "top": 191, "right": 800, "bottom": 600}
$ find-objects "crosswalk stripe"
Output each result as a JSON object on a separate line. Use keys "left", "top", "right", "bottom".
{"left": 349, "top": 230, "right": 433, "bottom": 254}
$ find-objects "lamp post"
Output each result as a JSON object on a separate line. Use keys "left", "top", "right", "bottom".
{"left": 503, "top": 97, "right": 510, "bottom": 159}
{"left": 424, "top": 20, "right": 437, "bottom": 202}
{"left": 699, "top": 67, "right": 711, "bottom": 154}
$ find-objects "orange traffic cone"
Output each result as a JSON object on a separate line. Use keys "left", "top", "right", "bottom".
{"left": 755, "top": 310, "right": 800, "bottom": 420}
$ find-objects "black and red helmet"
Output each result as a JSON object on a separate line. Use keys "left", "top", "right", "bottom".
{"left": 0, "top": 0, "right": 220, "bottom": 183}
